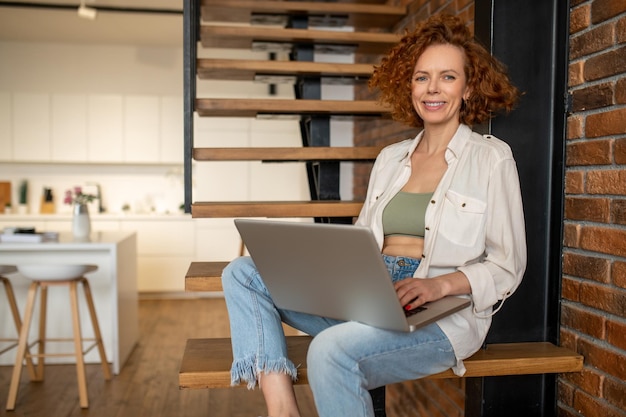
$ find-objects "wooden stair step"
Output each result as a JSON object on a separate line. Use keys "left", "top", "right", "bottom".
{"left": 201, "top": 0, "right": 406, "bottom": 29}
{"left": 195, "top": 98, "right": 388, "bottom": 117}
{"left": 193, "top": 146, "right": 383, "bottom": 162}
{"left": 186, "top": 261, "right": 229, "bottom": 292}
{"left": 191, "top": 201, "right": 363, "bottom": 219}
{"left": 180, "top": 337, "right": 311, "bottom": 389}
{"left": 197, "top": 58, "right": 373, "bottom": 82}
{"left": 179, "top": 337, "right": 584, "bottom": 389}
{"left": 200, "top": 25, "right": 401, "bottom": 54}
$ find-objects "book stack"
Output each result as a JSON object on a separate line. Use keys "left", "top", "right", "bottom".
{"left": 0, "top": 228, "right": 59, "bottom": 243}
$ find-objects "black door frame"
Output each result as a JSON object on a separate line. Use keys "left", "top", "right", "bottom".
{"left": 468, "top": 1, "right": 570, "bottom": 416}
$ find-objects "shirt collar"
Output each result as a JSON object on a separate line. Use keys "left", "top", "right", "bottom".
{"left": 403, "top": 124, "right": 472, "bottom": 164}
{"left": 445, "top": 124, "right": 472, "bottom": 163}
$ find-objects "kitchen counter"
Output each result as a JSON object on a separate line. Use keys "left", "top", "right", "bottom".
{"left": 0, "top": 231, "right": 138, "bottom": 374}
{"left": 0, "top": 230, "right": 134, "bottom": 247}
{"left": 1, "top": 212, "right": 191, "bottom": 221}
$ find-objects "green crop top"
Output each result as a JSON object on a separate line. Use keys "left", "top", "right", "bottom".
{"left": 382, "top": 191, "right": 433, "bottom": 238}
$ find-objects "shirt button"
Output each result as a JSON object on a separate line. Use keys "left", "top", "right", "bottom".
{"left": 421, "top": 254, "right": 426, "bottom": 259}
{"left": 430, "top": 200, "right": 435, "bottom": 204}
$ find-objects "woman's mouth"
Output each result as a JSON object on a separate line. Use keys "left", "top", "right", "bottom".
{"left": 424, "top": 101, "right": 446, "bottom": 109}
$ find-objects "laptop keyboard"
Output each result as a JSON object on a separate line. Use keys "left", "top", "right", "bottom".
{"left": 404, "top": 306, "right": 427, "bottom": 317}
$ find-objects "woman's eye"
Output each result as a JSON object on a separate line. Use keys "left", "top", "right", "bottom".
{"left": 443, "top": 75, "right": 456, "bottom": 81}
{"left": 414, "top": 76, "right": 427, "bottom": 82}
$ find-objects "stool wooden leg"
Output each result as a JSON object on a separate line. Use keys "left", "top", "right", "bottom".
{"left": 6, "top": 282, "right": 38, "bottom": 411}
{"left": 69, "top": 280, "right": 89, "bottom": 409}
{"left": 1, "top": 277, "right": 37, "bottom": 380}
{"left": 34, "top": 283, "right": 48, "bottom": 381}
{"left": 80, "top": 277, "right": 112, "bottom": 380}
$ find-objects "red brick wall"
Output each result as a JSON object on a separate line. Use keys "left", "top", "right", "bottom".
{"left": 355, "top": 1, "right": 626, "bottom": 417}
{"left": 559, "top": 1, "right": 626, "bottom": 416}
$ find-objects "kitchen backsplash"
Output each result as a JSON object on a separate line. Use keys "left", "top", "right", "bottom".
{"left": 0, "top": 163, "right": 185, "bottom": 216}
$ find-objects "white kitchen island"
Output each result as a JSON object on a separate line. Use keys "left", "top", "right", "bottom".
{"left": 0, "top": 231, "right": 138, "bottom": 374}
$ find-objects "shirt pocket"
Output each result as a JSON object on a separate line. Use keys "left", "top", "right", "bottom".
{"left": 438, "top": 190, "right": 487, "bottom": 247}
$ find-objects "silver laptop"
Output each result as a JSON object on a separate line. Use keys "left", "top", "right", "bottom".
{"left": 234, "top": 219, "right": 470, "bottom": 332}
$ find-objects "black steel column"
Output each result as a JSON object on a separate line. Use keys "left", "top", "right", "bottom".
{"left": 468, "top": 1, "right": 569, "bottom": 416}
{"left": 182, "top": 0, "right": 199, "bottom": 214}
{"left": 290, "top": 15, "right": 344, "bottom": 223}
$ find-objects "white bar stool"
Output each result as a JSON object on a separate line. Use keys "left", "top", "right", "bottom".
{"left": 6, "top": 264, "right": 112, "bottom": 410}
{"left": 0, "top": 265, "right": 37, "bottom": 379}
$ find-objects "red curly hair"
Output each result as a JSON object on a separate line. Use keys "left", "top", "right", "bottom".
{"left": 369, "top": 14, "right": 520, "bottom": 128}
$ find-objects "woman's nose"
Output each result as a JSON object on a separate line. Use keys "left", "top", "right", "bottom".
{"left": 427, "top": 80, "right": 439, "bottom": 93}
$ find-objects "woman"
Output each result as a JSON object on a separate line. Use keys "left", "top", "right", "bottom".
{"left": 222, "top": 13, "right": 526, "bottom": 417}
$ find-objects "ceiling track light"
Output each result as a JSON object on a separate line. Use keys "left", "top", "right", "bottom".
{"left": 78, "top": 1, "right": 97, "bottom": 20}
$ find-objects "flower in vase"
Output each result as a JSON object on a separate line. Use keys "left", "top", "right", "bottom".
{"left": 64, "top": 187, "right": 96, "bottom": 205}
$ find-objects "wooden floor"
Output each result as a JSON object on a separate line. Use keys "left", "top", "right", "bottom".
{"left": 0, "top": 297, "right": 318, "bottom": 417}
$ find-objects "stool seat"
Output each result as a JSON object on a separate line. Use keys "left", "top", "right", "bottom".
{"left": 17, "top": 264, "right": 97, "bottom": 281}
{"left": 6, "top": 264, "right": 111, "bottom": 410}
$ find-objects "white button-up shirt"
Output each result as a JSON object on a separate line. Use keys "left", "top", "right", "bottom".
{"left": 355, "top": 124, "right": 527, "bottom": 375}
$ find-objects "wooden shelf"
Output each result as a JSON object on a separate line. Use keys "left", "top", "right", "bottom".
{"left": 197, "top": 58, "right": 373, "bottom": 82}
{"left": 200, "top": 25, "right": 401, "bottom": 54}
{"left": 193, "top": 146, "right": 382, "bottom": 162}
{"left": 191, "top": 201, "right": 363, "bottom": 218}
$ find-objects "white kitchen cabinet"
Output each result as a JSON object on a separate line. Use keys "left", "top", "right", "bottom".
{"left": 136, "top": 256, "right": 191, "bottom": 292}
{"left": 120, "top": 219, "right": 194, "bottom": 255}
{"left": 123, "top": 95, "right": 159, "bottom": 163}
{"left": 119, "top": 218, "right": 195, "bottom": 291}
{"left": 0, "top": 92, "right": 11, "bottom": 161}
{"left": 194, "top": 218, "right": 242, "bottom": 261}
{"left": 52, "top": 94, "right": 88, "bottom": 162}
{"left": 3, "top": 92, "right": 184, "bottom": 165}
{"left": 45, "top": 218, "right": 120, "bottom": 233}
{"left": 13, "top": 93, "right": 50, "bottom": 161}
{"left": 88, "top": 94, "right": 124, "bottom": 162}
{"left": 159, "top": 95, "right": 183, "bottom": 164}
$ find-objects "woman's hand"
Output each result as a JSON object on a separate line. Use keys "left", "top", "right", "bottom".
{"left": 394, "top": 271, "right": 471, "bottom": 310}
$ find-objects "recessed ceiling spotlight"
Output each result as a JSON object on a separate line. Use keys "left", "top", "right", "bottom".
{"left": 78, "top": 1, "right": 97, "bottom": 20}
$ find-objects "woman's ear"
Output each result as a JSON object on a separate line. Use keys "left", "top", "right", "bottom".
{"left": 463, "top": 87, "right": 472, "bottom": 102}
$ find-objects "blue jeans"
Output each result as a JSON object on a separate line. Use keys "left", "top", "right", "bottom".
{"left": 221, "top": 255, "right": 456, "bottom": 417}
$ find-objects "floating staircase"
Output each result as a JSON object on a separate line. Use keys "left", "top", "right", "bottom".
{"left": 185, "top": 0, "right": 404, "bottom": 221}
{"left": 181, "top": 3, "right": 404, "bottom": 415}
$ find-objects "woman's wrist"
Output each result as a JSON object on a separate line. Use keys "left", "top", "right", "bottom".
{"left": 439, "top": 271, "right": 471, "bottom": 297}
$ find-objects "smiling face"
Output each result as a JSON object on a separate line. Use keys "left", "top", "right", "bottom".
{"left": 411, "top": 43, "right": 470, "bottom": 132}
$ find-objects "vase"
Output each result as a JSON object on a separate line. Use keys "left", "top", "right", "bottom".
{"left": 72, "top": 203, "right": 91, "bottom": 240}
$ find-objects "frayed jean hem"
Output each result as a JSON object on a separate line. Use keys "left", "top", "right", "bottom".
{"left": 231, "top": 355, "right": 299, "bottom": 390}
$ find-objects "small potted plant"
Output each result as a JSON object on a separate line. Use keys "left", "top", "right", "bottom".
{"left": 17, "top": 180, "right": 28, "bottom": 214}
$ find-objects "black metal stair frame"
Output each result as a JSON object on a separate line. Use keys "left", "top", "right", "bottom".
{"left": 288, "top": 13, "right": 351, "bottom": 223}
{"left": 183, "top": 0, "right": 199, "bottom": 213}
